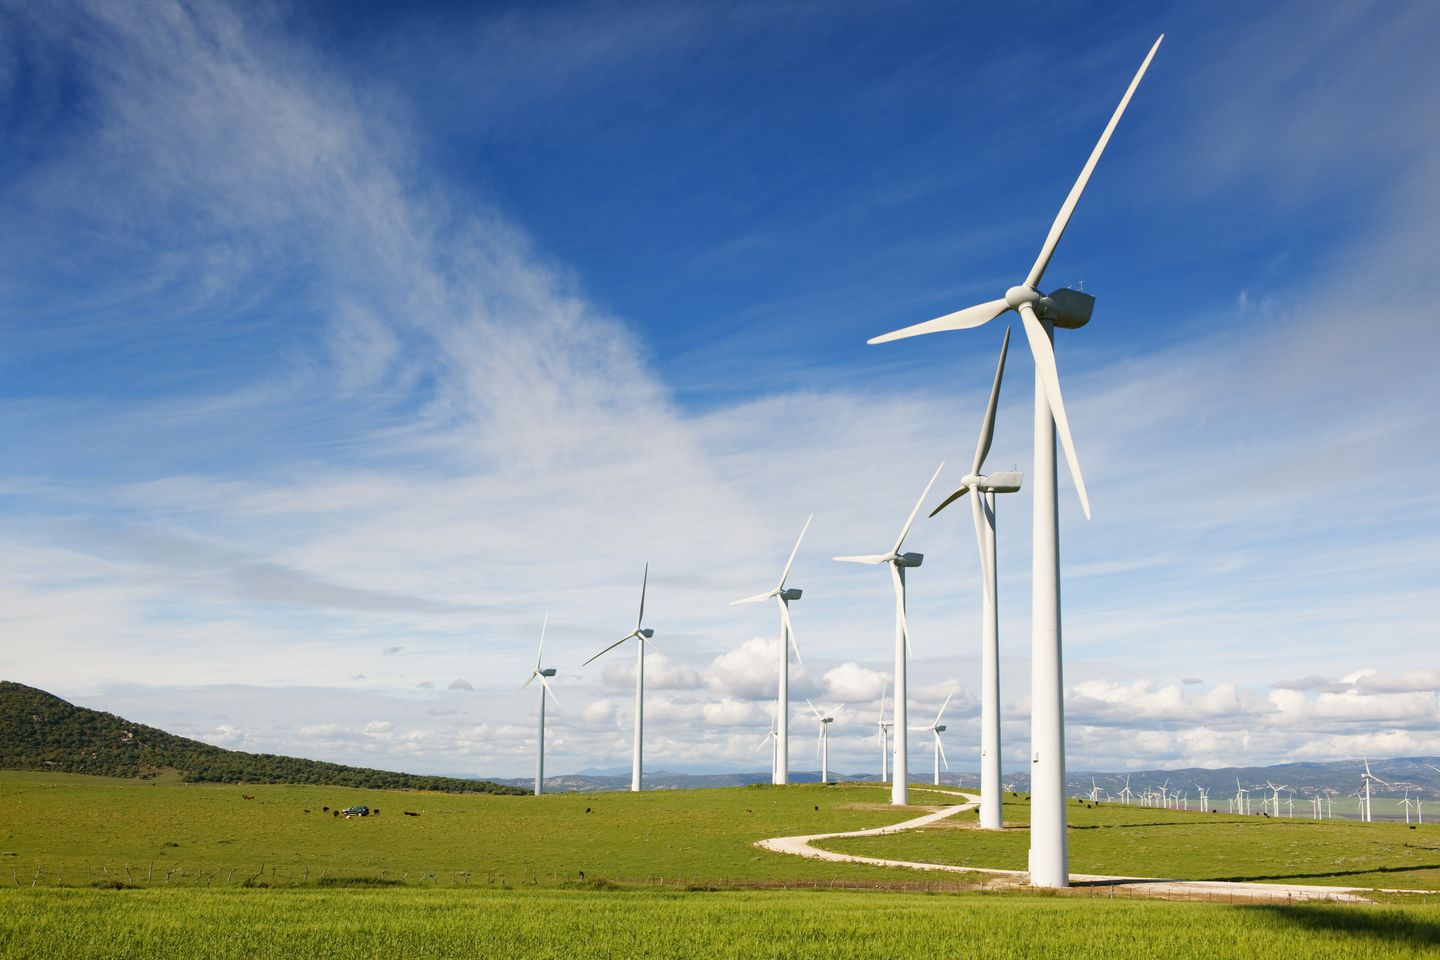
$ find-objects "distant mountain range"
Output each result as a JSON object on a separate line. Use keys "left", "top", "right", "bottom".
{"left": 0, "top": 681, "right": 526, "bottom": 795}
{"left": 6, "top": 681, "right": 1436, "bottom": 807}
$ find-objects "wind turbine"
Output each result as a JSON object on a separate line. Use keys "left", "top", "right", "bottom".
{"left": 1402, "top": 789, "right": 1415, "bottom": 825}
{"left": 519, "top": 613, "right": 559, "bottom": 797}
{"left": 1195, "top": 784, "right": 1210, "bottom": 812}
{"left": 583, "top": 564, "right": 657, "bottom": 793}
{"left": 757, "top": 704, "right": 779, "bottom": 781}
{"left": 866, "top": 36, "right": 1164, "bottom": 887}
{"left": 930, "top": 328, "right": 1022, "bottom": 829}
{"left": 1118, "top": 776, "right": 1134, "bottom": 806}
{"left": 807, "top": 700, "right": 840, "bottom": 784}
{"left": 914, "top": 688, "right": 957, "bottom": 786}
{"left": 1361, "top": 758, "right": 1389, "bottom": 823}
{"left": 732, "top": 515, "right": 812, "bottom": 785}
{"left": 835, "top": 462, "right": 946, "bottom": 805}
{"left": 1265, "top": 782, "right": 1288, "bottom": 819}
{"left": 876, "top": 688, "right": 893, "bottom": 783}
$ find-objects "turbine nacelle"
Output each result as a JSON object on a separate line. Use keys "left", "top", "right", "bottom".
{"left": 896, "top": 551, "right": 924, "bottom": 568}
{"left": 1038, "top": 287, "right": 1095, "bottom": 329}
{"left": 780, "top": 587, "right": 803, "bottom": 601}
{"left": 934, "top": 724, "right": 947, "bottom": 733}
{"left": 639, "top": 628, "right": 654, "bottom": 639}
{"left": 538, "top": 668, "right": 557, "bottom": 678}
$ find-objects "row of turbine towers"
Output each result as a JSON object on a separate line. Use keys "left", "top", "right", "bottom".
{"left": 523, "top": 33, "right": 1166, "bottom": 889}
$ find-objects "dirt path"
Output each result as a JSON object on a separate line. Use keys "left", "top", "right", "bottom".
{"left": 756, "top": 790, "right": 1427, "bottom": 903}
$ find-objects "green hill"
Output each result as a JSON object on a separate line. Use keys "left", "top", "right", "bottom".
{"left": 0, "top": 681, "right": 525, "bottom": 795}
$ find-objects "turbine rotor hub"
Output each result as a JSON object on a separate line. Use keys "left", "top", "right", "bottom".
{"left": 1004, "top": 284, "right": 1041, "bottom": 309}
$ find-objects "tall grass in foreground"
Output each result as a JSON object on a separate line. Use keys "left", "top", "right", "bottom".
{"left": 3, "top": 888, "right": 1439, "bottom": 960}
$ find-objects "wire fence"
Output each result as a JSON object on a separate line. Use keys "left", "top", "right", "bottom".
{"left": 5, "top": 861, "right": 1401, "bottom": 905}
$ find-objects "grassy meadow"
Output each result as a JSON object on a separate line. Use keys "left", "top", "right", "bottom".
{"left": 6, "top": 771, "right": 1440, "bottom": 959}
{"left": 817, "top": 795, "right": 1440, "bottom": 890}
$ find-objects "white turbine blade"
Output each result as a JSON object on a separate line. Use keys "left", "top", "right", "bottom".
{"left": 778, "top": 598, "right": 802, "bottom": 665}
{"left": 890, "top": 563, "right": 913, "bottom": 657}
{"left": 535, "top": 611, "right": 549, "bottom": 672}
{"left": 868, "top": 298, "right": 1011, "bottom": 345}
{"left": 582, "top": 632, "right": 636, "bottom": 666}
{"left": 892, "top": 461, "right": 946, "bottom": 554}
{"left": 642, "top": 633, "right": 662, "bottom": 653}
{"left": 730, "top": 590, "right": 774, "bottom": 605}
{"left": 817, "top": 727, "right": 825, "bottom": 757}
{"left": 878, "top": 687, "right": 888, "bottom": 723}
{"left": 1019, "top": 301, "right": 1090, "bottom": 520}
{"left": 538, "top": 674, "right": 560, "bottom": 706}
{"left": 928, "top": 484, "right": 971, "bottom": 519}
{"left": 833, "top": 553, "right": 891, "bottom": 564}
{"left": 805, "top": 698, "right": 824, "bottom": 721}
{"left": 636, "top": 562, "right": 649, "bottom": 630}
{"left": 519, "top": 672, "right": 536, "bottom": 692}
{"left": 778, "top": 514, "right": 813, "bottom": 589}
{"left": 938, "top": 736, "right": 949, "bottom": 771}
{"left": 969, "top": 488, "right": 995, "bottom": 607}
{"left": 934, "top": 687, "right": 956, "bottom": 726}
{"left": 1023, "top": 35, "right": 1164, "bottom": 289}
{"left": 972, "top": 326, "right": 1011, "bottom": 475}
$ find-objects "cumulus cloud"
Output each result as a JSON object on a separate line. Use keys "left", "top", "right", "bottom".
{"left": 601, "top": 651, "right": 700, "bottom": 691}
{"left": 822, "top": 662, "right": 887, "bottom": 703}
{"left": 447, "top": 678, "right": 474, "bottom": 691}
{"left": 704, "top": 637, "right": 784, "bottom": 699}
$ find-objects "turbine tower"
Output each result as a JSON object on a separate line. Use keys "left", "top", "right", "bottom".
{"left": 835, "top": 463, "right": 946, "bottom": 805}
{"left": 732, "top": 515, "right": 812, "bottom": 785}
{"left": 865, "top": 36, "right": 1164, "bottom": 886}
{"left": 1361, "top": 758, "right": 1389, "bottom": 823}
{"left": 583, "top": 564, "right": 657, "bottom": 793}
{"left": 807, "top": 700, "right": 840, "bottom": 784}
{"left": 929, "top": 328, "right": 1022, "bottom": 829}
{"left": 914, "top": 688, "right": 956, "bottom": 786}
{"left": 519, "top": 613, "right": 559, "bottom": 796}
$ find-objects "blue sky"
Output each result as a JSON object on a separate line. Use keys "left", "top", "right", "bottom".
{"left": 2, "top": 0, "right": 1438, "bottom": 779}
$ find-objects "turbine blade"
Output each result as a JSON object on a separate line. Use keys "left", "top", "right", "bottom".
{"left": 730, "top": 591, "right": 774, "bottom": 605}
{"left": 934, "top": 687, "right": 956, "bottom": 725}
{"left": 582, "top": 632, "right": 636, "bottom": 667}
{"left": 778, "top": 598, "right": 802, "bottom": 665}
{"left": 805, "top": 698, "right": 824, "bottom": 721}
{"left": 520, "top": 673, "right": 536, "bottom": 692}
{"left": 973, "top": 326, "right": 1011, "bottom": 475}
{"left": 868, "top": 298, "right": 1010, "bottom": 345}
{"left": 878, "top": 687, "right": 887, "bottom": 723}
{"left": 535, "top": 611, "right": 549, "bottom": 672}
{"left": 938, "top": 736, "right": 949, "bottom": 771}
{"left": 928, "top": 485, "right": 971, "bottom": 519}
{"left": 636, "top": 562, "right": 648, "bottom": 630}
{"left": 1019, "top": 302, "right": 1090, "bottom": 519}
{"left": 1024, "top": 35, "right": 1164, "bottom": 289}
{"left": 778, "top": 514, "right": 813, "bottom": 589}
{"left": 893, "top": 461, "right": 946, "bottom": 554}
{"left": 833, "top": 554, "right": 891, "bottom": 564}
{"left": 970, "top": 488, "right": 995, "bottom": 607}
{"left": 890, "top": 563, "right": 913, "bottom": 657}
{"left": 538, "top": 674, "right": 560, "bottom": 706}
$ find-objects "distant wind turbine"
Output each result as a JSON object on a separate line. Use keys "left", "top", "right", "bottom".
{"left": 807, "top": 700, "right": 840, "bottom": 784}
{"left": 913, "top": 688, "right": 957, "bottom": 786}
{"left": 1360, "top": 758, "right": 1389, "bottom": 823}
{"left": 835, "top": 463, "right": 945, "bottom": 806}
{"left": 519, "top": 613, "right": 559, "bottom": 797}
{"left": 929, "top": 328, "right": 1021, "bottom": 829}
{"left": 875, "top": 689, "right": 893, "bottom": 783}
{"left": 583, "top": 565, "right": 657, "bottom": 793}
{"left": 732, "top": 515, "right": 812, "bottom": 785}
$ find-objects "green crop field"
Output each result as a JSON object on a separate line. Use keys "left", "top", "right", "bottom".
{"left": 5, "top": 771, "right": 1440, "bottom": 959}
{"left": 817, "top": 795, "right": 1440, "bottom": 890}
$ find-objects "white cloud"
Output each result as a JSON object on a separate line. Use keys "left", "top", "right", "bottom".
{"left": 822, "top": 662, "right": 888, "bottom": 703}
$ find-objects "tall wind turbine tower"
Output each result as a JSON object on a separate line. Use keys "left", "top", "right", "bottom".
{"left": 865, "top": 36, "right": 1164, "bottom": 886}
{"left": 519, "top": 613, "right": 559, "bottom": 796}
{"left": 835, "top": 463, "right": 945, "bottom": 805}
{"left": 733, "top": 516, "right": 812, "bottom": 784}
{"left": 584, "top": 565, "right": 657, "bottom": 792}
{"left": 930, "top": 328, "right": 1022, "bottom": 829}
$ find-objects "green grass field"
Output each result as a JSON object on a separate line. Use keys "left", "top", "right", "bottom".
{"left": 6, "top": 771, "right": 1440, "bottom": 959}
{"left": 3, "top": 887, "right": 1440, "bottom": 959}
{"left": 817, "top": 795, "right": 1440, "bottom": 890}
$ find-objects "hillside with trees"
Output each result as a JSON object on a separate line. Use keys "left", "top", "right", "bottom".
{"left": 0, "top": 681, "right": 526, "bottom": 795}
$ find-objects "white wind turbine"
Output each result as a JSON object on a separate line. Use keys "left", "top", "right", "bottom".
{"left": 1118, "top": 776, "right": 1134, "bottom": 806}
{"left": 835, "top": 463, "right": 946, "bottom": 805}
{"left": 1265, "top": 781, "right": 1287, "bottom": 818}
{"left": 929, "top": 328, "right": 1022, "bottom": 829}
{"left": 583, "top": 564, "right": 657, "bottom": 793}
{"left": 519, "top": 613, "right": 559, "bottom": 797}
{"left": 1195, "top": 784, "right": 1210, "bottom": 812}
{"left": 807, "top": 700, "right": 841, "bottom": 784}
{"left": 866, "top": 36, "right": 1164, "bottom": 886}
{"left": 876, "top": 689, "right": 893, "bottom": 783}
{"left": 1361, "top": 758, "right": 1389, "bottom": 823}
{"left": 1401, "top": 789, "right": 1415, "bottom": 825}
{"left": 914, "top": 688, "right": 957, "bottom": 786}
{"left": 732, "top": 515, "right": 812, "bottom": 785}
{"left": 757, "top": 704, "right": 779, "bottom": 781}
